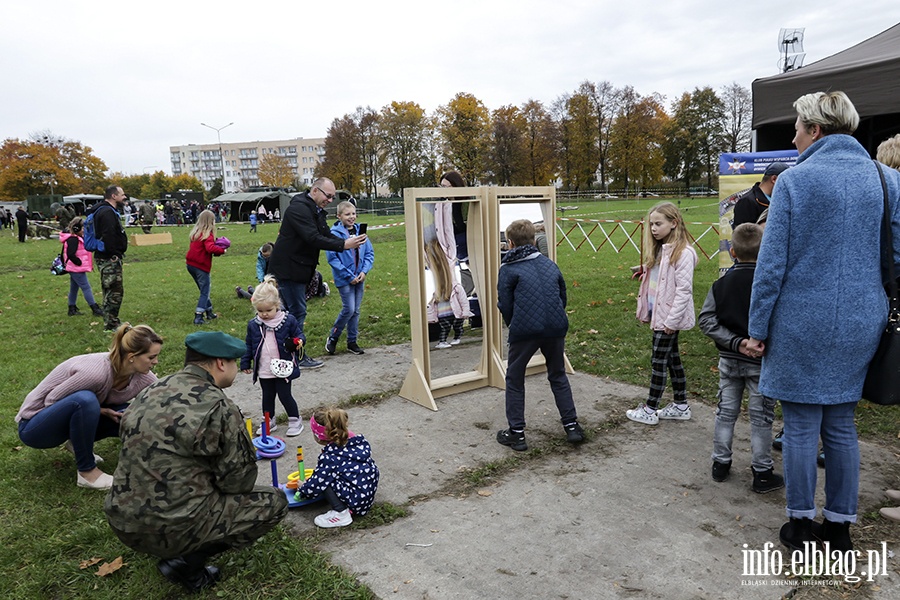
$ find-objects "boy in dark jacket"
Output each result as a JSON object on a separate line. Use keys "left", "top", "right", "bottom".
{"left": 496, "top": 219, "right": 583, "bottom": 451}
{"left": 698, "top": 223, "right": 783, "bottom": 493}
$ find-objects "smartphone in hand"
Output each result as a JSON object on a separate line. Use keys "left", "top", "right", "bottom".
{"left": 358, "top": 223, "right": 367, "bottom": 235}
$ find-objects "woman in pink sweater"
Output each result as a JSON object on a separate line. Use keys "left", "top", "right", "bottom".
{"left": 15, "top": 324, "right": 163, "bottom": 490}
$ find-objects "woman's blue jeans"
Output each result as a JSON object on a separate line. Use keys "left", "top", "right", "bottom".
{"left": 17, "top": 390, "right": 123, "bottom": 472}
{"left": 68, "top": 271, "right": 96, "bottom": 306}
{"left": 780, "top": 400, "right": 859, "bottom": 522}
{"left": 330, "top": 283, "right": 364, "bottom": 342}
{"left": 187, "top": 265, "right": 212, "bottom": 314}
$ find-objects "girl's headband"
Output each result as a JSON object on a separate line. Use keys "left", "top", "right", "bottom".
{"left": 309, "top": 415, "right": 355, "bottom": 442}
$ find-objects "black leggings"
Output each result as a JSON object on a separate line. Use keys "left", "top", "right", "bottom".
{"left": 259, "top": 377, "right": 299, "bottom": 418}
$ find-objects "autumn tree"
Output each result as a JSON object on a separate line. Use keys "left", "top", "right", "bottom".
{"left": 664, "top": 87, "right": 726, "bottom": 190}
{"left": 378, "top": 101, "right": 431, "bottom": 195}
{"left": 721, "top": 82, "right": 752, "bottom": 153}
{"left": 580, "top": 80, "right": 620, "bottom": 189}
{"left": 551, "top": 94, "right": 574, "bottom": 188}
{"left": 563, "top": 89, "right": 599, "bottom": 190}
{"left": 0, "top": 132, "right": 108, "bottom": 202}
{"left": 608, "top": 87, "right": 668, "bottom": 191}
{"left": 131, "top": 170, "right": 204, "bottom": 200}
{"left": 436, "top": 92, "right": 491, "bottom": 185}
{"left": 258, "top": 153, "right": 294, "bottom": 188}
{"left": 520, "top": 99, "right": 558, "bottom": 186}
{"left": 318, "top": 115, "right": 363, "bottom": 194}
{"left": 355, "top": 106, "right": 382, "bottom": 199}
{"left": 487, "top": 105, "right": 527, "bottom": 185}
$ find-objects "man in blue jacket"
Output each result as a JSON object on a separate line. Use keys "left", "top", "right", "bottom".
{"left": 268, "top": 178, "right": 367, "bottom": 368}
{"left": 496, "top": 219, "right": 583, "bottom": 451}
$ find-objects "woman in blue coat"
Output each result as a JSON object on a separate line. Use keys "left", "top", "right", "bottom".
{"left": 748, "top": 92, "right": 900, "bottom": 552}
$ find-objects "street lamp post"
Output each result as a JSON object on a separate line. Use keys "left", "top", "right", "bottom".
{"left": 200, "top": 122, "right": 234, "bottom": 194}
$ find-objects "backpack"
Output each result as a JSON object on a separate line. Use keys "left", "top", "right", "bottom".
{"left": 83, "top": 204, "right": 113, "bottom": 252}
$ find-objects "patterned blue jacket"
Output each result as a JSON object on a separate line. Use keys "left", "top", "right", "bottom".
{"left": 497, "top": 245, "right": 568, "bottom": 343}
{"left": 298, "top": 434, "right": 379, "bottom": 515}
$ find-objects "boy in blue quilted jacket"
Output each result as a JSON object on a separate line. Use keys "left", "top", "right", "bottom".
{"left": 496, "top": 219, "right": 583, "bottom": 451}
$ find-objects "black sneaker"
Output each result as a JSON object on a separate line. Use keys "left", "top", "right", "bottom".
{"left": 564, "top": 423, "right": 585, "bottom": 444}
{"left": 325, "top": 337, "right": 337, "bottom": 355}
{"left": 712, "top": 461, "right": 731, "bottom": 482}
{"left": 752, "top": 468, "right": 785, "bottom": 494}
{"left": 772, "top": 429, "right": 784, "bottom": 451}
{"left": 347, "top": 341, "right": 365, "bottom": 355}
{"left": 497, "top": 428, "right": 527, "bottom": 451}
{"left": 298, "top": 355, "right": 324, "bottom": 369}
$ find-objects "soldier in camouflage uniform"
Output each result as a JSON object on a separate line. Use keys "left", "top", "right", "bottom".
{"left": 138, "top": 200, "right": 155, "bottom": 234}
{"left": 93, "top": 186, "right": 128, "bottom": 331}
{"left": 104, "top": 331, "right": 288, "bottom": 593}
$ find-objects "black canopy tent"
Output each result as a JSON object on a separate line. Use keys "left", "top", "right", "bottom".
{"left": 208, "top": 190, "right": 293, "bottom": 223}
{"left": 752, "top": 23, "right": 900, "bottom": 154}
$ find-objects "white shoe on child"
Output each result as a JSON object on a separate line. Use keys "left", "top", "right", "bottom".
{"left": 626, "top": 403, "right": 659, "bottom": 425}
{"left": 450, "top": 337, "right": 462, "bottom": 345}
{"left": 314, "top": 509, "right": 352, "bottom": 528}
{"left": 435, "top": 342, "right": 451, "bottom": 349}
{"left": 657, "top": 403, "right": 691, "bottom": 420}
{"left": 255, "top": 423, "right": 278, "bottom": 436}
{"left": 286, "top": 417, "right": 304, "bottom": 437}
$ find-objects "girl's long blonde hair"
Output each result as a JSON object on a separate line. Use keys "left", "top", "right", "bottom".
{"left": 643, "top": 202, "right": 690, "bottom": 267}
{"left": 189, "top": 209, "right": 216, "bottom": 242}
{"left": 424, "top": 239, "right": 454, "bottom": 301}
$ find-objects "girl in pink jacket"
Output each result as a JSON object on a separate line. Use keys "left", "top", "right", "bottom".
{"left": 627, "top": 202, "right": 698, "bottom": 426}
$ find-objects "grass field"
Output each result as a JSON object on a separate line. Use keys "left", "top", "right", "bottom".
{"left": 0, "top": 197, "right": 896, "bottom": 598}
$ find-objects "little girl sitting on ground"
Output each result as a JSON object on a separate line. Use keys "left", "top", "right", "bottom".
{"left": 298, "top": 408, "right": 379, "bottom": 528}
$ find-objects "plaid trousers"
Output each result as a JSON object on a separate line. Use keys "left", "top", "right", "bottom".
{"left": 647, "top": 330, "right": 686, "bottom": 409}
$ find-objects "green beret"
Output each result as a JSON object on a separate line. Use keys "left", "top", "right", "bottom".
{"left": 184, "top": 331, "right": 245, "bottom": 359}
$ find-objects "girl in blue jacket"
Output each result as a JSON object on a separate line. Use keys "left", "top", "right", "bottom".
{"left": 299, "top": 407, "right": 379, "bottom": 528}
{"left": 325, "top": 201, "right": 374, "bottom": 355}
{"left": 240, "top": 276, "right": 304, "bottom": 436}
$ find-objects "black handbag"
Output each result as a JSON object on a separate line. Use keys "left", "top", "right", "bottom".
{"left": 862, "top": 160, "right": 900, "bottom": 405}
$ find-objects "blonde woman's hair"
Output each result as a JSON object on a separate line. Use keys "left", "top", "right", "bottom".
{"left": 313, "top": 407, "right": 350, "bottom": 446}
{"left": 424, "top": 239, "right": 453, "bottom": 301}
{"left": 643, "top": 201, "right": 690, "bottom": 268}
{"left": 108, "top": 323, "right": 163, "bottom": 381}
{"left": 336, "top": 201, "right": 355, "bottom": 215}
{"left": 189, "top": 209, "right": 216, "bottom": 242}
{"left": 251, "top": 275, "right": 282, "bottom": 310}
{"left": 877, "top": 134, "right": 900, "bottom": 170}
{"left": 793, "top": 91, "right": 859, "bottom": 137}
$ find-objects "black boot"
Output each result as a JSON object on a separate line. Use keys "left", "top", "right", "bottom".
{"left": 68, "top": 305, "right": 82, "bottom": 316}
{"left": 157, "top": 557, "right": 220, "bottom": 592}
{"left": 752, "top": 468, "right": 785, "bottom": 494}
{"left": 89, "top": 303, "right": 104, "bottom": 316}
{"left": 812, "top": 518, "right": 853, "bottom": 552}
{"left": 779, "top": 517, "right": 813, "bottom": 552}
{"left": 205, "top": 309, "right": 218, "bottom": 320}
{"left": 193, "top": 313, "right": 205, "bottom": 325}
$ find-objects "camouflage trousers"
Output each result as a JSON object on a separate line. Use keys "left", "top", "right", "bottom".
{"left": 108, "top": 486, "right": 288, "bottom": 559}
{"left": 96, "top": 257, "right": 123, "bottom": 329}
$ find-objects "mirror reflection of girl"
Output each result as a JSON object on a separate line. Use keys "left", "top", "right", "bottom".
{"left": 298, "top": 408, "right": 379, "bottom": 528}
{"left": 425, "top": 239, "right": 468, "bottom": 349}
{"left": 325, "top": 201, "right": 374, "bottom": 355}
{"left": 627, "top": 202, "right": 698, "bottom": 425}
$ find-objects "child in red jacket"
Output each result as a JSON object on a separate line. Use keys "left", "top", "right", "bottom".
{"left": 186, "top": 209, "right": 226, "bottom": 325}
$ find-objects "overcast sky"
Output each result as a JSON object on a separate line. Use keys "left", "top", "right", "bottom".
{"left": 1, "top": 1, "right": 897, "bottom": 175}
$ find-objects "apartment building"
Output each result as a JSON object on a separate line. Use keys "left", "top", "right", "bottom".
{"left": 169, "top": 137, "right": 326, "bottom": 192}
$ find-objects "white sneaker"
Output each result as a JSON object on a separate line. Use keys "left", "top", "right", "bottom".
{"left": 626, "top": 403, "right": 659, "bottom": 425}
{"left": 255, "top": 423, "right": 278, "bottom": 436}
{"left": 450, "top": 337, "right": 462, "bottom": 345}
{"left": 77, "top": 471, "right": 114, "bottom": 490}
{"left": 314, "top": 508, "right": 352, "bottom": 528}
{"left": 286, "top": 418, "right": 304, "bottom": 437}
{"left": 657, "top": 403, "right": 692, "bottom": 421}
{"left": 435, "top": 342, "right": 452, "bottom": 349}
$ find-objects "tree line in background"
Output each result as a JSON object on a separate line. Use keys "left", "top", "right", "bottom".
{"left": 0, "top": 80, "right": 752, "bottom": 204}
{"left": 317, "top": 80, "right": 752, "bottom": 196}
{"left": 0, "top": 131, "right": 205, "bottom": 204}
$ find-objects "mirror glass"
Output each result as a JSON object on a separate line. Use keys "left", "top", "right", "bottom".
{"left": 497, "top": 202, "right": 548, "bottom": 362}
{"left": 420, "top": 200, "right": 485, "bottom": 381}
